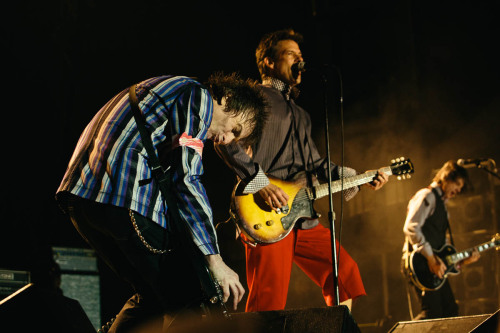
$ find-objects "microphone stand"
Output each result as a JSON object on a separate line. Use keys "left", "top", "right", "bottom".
{"left": 321, "top": 65, "right": 340, "bottom": 306}
{"left": 478, "top": 160, "right": 500, "bottom": 180}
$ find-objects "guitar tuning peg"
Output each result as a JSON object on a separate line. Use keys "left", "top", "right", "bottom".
{"left": 391, "top": 159, "right": 396, "bottom": 164}
{"left": 400, "top": 156, "right": 405, "bottom": 161}
{"left": 397, "top": 176, "right": 402, "bottom": 180}
{"left": 407, "top": 174, "right": 411, "bottom": 179}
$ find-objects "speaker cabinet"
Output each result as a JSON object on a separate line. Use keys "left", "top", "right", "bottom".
{"left": 0, "top": 283, "right": 96, "bottom": 333}
{"left": 165, "top": 306, "right": 360, "bottom": 333}
{"left": 0, "top": 269, "right": 30, "bottom": 300}
{"left": 389, "top": 311, "right": 499, "bottom": 332}
{"left": 53, "top": 246, "right": 101, "bottom": 330}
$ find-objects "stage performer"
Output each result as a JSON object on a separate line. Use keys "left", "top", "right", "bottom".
{"left": 215, "top": 29, "right": 388, "bottom": 312}
{"left": 402, "top": 160, "right": 479, "bottom": 319}
{"left": 56, "top": 73, "right": 268, "bottom": 332}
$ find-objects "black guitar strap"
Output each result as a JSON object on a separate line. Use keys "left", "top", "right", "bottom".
{"left": 447, "top": 220, "right": 455, "bottom": 246}
{"left": 128, "top": 84, "right": 229, "bottom": 319}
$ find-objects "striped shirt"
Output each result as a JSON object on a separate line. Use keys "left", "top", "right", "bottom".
{"left": 57, "top": 76, "right": 219, "bottom": 255}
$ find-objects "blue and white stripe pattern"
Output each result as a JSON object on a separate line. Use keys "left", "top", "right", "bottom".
{"left": 57, "top": 76, "right": 219, "bottom": 255}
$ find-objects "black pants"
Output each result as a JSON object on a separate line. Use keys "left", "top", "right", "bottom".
{"left": 414, "top": 280, "right": 459, "bottom": 320}
{"left": 57, "top": 193, "right": 203, "bottom": 332}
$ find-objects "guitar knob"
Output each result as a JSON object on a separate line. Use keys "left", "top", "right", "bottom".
{"left": 266, "top": 220, "right": 274, "bottom": 226}
{"left": 254, "top": 224, "right": 262, "bottom": 230}
{"left": 210, "top": 296, "right": 219, "bottom": 304}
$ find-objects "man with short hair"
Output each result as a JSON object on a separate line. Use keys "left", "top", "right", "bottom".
{"left": 216, "top": 29, "right": 389, "bottom": 312}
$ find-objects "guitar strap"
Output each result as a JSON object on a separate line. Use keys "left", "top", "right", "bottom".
{"left": 128, "top": 84, "right": 229, "bottom": 319}
{"left": 446, "top": 217, "right": 455, "bottom": 246}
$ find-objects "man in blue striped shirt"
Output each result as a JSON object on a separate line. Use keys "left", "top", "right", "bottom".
{"left": 56, "top": 73, "right": 267, "bottom": 332}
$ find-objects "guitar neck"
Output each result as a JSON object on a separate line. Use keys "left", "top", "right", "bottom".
{"left": 448, "top": 239, "right": 498, "bottom": 264}
{"left": 313, "top": 166, "right": 393, "bottom": 199}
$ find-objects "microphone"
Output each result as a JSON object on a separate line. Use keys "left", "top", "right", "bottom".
{"left": 457, "top": 158, "right": 491, "bottom": 168}
{"left": 291, "top": 61, "right": 306, "bottom": 77}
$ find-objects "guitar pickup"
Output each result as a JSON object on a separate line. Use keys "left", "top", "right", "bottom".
{"left": 276, "top": 205, "right": 289, "bottom": 214}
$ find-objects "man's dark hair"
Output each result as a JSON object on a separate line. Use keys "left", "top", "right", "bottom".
{"left": 205, "top": 72, "right": 268, "bottom": 145}
{"left": 255, "top": 28, "right": 304, "bottom": 80}
{"left": 433, "top": 160, "right": 471, "bottom": 193}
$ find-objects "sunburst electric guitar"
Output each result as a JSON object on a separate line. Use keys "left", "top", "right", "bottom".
{"left": 230, "top": 158, "right": 414, "bottom": 244}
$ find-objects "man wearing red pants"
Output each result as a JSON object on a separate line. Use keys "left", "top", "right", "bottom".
{"left": 215, "top": 29, "right": 388, "bottom": 312}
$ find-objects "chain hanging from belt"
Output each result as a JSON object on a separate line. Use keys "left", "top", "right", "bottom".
{"left": 129, "top": 209, "right": 171, "bottom": 254}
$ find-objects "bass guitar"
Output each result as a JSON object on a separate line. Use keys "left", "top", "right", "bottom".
{"left": 403, "top": 233, "right": 500, "bottom": 291}
{"left": 230, "top": 158, "right": 414, "bottom": 244}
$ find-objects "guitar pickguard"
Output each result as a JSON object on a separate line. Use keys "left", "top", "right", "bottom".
{"left": 281, "top": 188, "right": 316, "bottom": 230}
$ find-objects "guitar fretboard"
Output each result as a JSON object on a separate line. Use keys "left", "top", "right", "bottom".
{"left": 313, "top": 166, "right": 393, "bottom": 199}
{"left": 449, "top": 239, "right": 499, "bottom": 264}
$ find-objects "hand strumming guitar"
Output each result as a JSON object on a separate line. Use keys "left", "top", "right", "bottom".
{"left": 427, "top": 254, "right": 447, "bottom": 279}
{"left": 258, "top": 183, "right": 290, "bottom": 211}
{"left": 205, "top": 254, "right": 245, "bottom": 310}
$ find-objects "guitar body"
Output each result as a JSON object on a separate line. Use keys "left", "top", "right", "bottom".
{"left": 406, "top": 244, "right": 460, "bottom": 291}
{"left": 404, "top": 234, "right": 500, "bottom": 292}
{"left": 232, "top": 176, "right": 317, "bottom": 243}
{"left": 231, "top": 159, "right": 415, "bottom": 244}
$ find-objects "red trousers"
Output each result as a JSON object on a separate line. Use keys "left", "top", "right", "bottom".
{"left": 243, "top": 223, "right": 366, "bottom": 312}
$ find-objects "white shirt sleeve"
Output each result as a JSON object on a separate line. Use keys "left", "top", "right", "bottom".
{"left": 403, "top": 187, "right": 436, "bottom": 259}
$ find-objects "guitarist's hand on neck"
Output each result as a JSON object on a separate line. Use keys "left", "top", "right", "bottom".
{"left": 427, "top": 254, "right": 447, "bottom": 279}
{"left": 258, "top": 183, "right": 290, "bottom": 211}
{"left": 456, "top": 249, "right": 481, "bottom": 270}
{"left": 363, "top": 170, "right": 389, "bottom": 191}
{"left": 206, "top": 254, "right": 246, "bottom": 310}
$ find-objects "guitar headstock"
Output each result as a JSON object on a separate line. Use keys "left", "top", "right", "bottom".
{"left": 390, "top": 157, "right": 415, "bottom": 180}
{"left": 492, "top": 233, "right": 500, "bottom": 250}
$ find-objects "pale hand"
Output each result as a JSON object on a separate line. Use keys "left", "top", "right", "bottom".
{"left": 364, "top": 170, "right": 389, "bottom": 190}
{"left": 205, "top": 254, "right": 245, "bottom": 310}
{"left": 258, "top": 183, "right": 290, "bottom": 211}
{"left": 428, "top": 254, "right": 446, "bottom": 279}
{"left": 457, "top": 249, "right": 481, "bottom": 270}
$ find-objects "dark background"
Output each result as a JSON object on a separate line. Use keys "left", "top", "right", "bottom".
{"left": 3, "top": 0, "right": 500, "bottom": 331}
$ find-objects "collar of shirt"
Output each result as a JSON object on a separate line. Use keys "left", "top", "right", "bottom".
{"left": 264, "top": 77, "right": 293, "bottom": 100}
{"left": 430, "top": 181, "right": 446, "bottom": 202}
